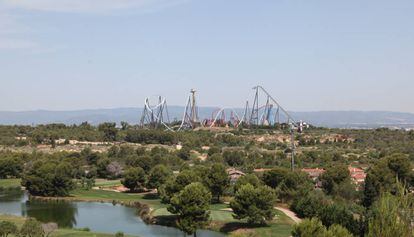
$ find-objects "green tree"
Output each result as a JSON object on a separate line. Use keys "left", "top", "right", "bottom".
{"left": 318, "top": 203, "right": 359, "bottom": 235}
{"left": 230, "top": 184, "right": 276, "bottom": 225}
{"left": 205, "top": 163, "right": 229, "bottom": 202}
{"left": 320, "top": 165, "right": 350, "bottom": 195}
{"left": 223, "top": 150, "right": 245, "bottom": 167}
{"left": 122, "top": 167, "right": 146, "bottom": 192}
{"left": 363, "top": 154, "right": 413, "bottom": 207}
{"left": 97, "top": 157, "right": 111, "bottom": 178}
{"left": 98, "top": 122, "right": 118, "bottom": 142}
{"left": 234, "top": 173, "right": 261, "bottom": 193}
{"left": 147, "top": 165, "right": 172, "bottom": 189}
{"left": 22, "top": 161, "right": 74, "bottom": 197}
{"left": 168, "top": 183, "right": 212, "bottom": 236}
{"left": 292, "top": 218, "right": 326, "bottom": 237}
{"left": 0, "top": 157, "right": 22, "bottom": 178}
{"left": 367, "top": 183, "right": 414, "bottom": 237}
{"left": 291, "top": 190, "right": 328, "bottom": 219}
{"left": 292, "top": 219, "right": 353, "bottom": 237}
{"left": 262, "top": 168, "right": 312, "bottom": 202}
{"left": 325, "top": 224, "right": 354, "bottom": 237}
{"left": 19, "top": 218, "right": 44, "bottom": 237}
{"left": 159, "top": 169, "right": 201, "bottom": 203}
{"left": 262, "top": 168, "right": 289, "bottom": 189}
{"left": 120, "top": 121, "right": 129, "bottom": 130}
{"left": 0, "top": 221, "right": 18, "bottom": 237}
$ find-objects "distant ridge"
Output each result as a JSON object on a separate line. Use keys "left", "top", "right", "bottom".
{"left": 1, "top": 107, "right": 414, "bottom": 129}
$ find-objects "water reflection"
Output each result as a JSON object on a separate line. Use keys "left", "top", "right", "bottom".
{"left": 22, "top": 199, "right": 78, "bottom": 228}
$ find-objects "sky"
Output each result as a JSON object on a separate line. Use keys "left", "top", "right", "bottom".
{"left": 0, "top": 0, "right": 413, "bottom": 113}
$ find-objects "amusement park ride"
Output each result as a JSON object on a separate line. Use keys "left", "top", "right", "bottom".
{"left": 139, "top": 85, "right": 308, "bottom": 170}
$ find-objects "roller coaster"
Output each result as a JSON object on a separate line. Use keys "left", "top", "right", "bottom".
{"left": 139, "top": 85, "right": 305, "bottom": 132}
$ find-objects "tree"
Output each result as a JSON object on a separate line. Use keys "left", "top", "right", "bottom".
{"left": 0, "top": 221, "right": 18, "bottom": 237}
{"left": 318, "top": 203, "right": 359, "bottom": 235}
{"left": 367, "top": 183, "right": 414, "bottom": 237}
{"left": 292, "top": 218, "right": 326, "bottom": 237}
{"left": 168, "top": 183, "right": 212, "bottom": 236}
{"left": 320, "top": 165, "right": 350, "bottom": 195}
{"left": 262, "top": 168, "right": 312, "bottom": 202}
{"left": 363, "top": 154, "right": 412, "bottom": 207}
{"left": 159, "top": 169, "right": 201, "bottom": 203}
{"left": 97, "top": 158, "right": 111, "bottom": 178}
{"left": 122, "top": 167, "right": 146, "bottom": 192}
{"left": 262, "top": 168, "right": 289, "bottom": 189}
{"left": 291, "top": 190, "right": 328, "bottom": 219}
{"left": 120, "top": 121, "right": 129, "bottom": 130}
{"left": 223, "top": 150, "right": 245, "bottom": 167}
{"left": 292, "top": 218, "right": 353, "bottom": 237}
{"left": 22, "top": 161, "right": 74, "bottom": 197}
{"left": 147, "top": 165, "right": 172, "bottom": 189}
{"left": 386, "top": 153, "right": 412, "bottom": 181}
{"left": 20, "top": 218, "right": 44, "bottom": 237}
{"left": 205, "top": 163, "right": 229, "bottom": 202}
{"left": 234, "top": 173, "right": 261, "bottom": 193}
{"left": 325, "top": 224, "right": 354, "bottom": 237}
{"left": 0, "top": 157, "right": 22, "bottom": 178}
{"left": 98, "top": 122, "right": 118, "bottom": 142}
{"left": 230, "top": 184, "right": 276, "bottom": 225}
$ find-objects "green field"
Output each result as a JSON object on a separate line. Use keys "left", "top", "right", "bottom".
{"left": 0, "top": 215, "right": 137, "bottom": 237}
{"left": 95, "top": 179, "right": 122, "bottom": 187}
{"left": 69, "top": 189, "right": 166, "bottom": 209}
{"left": 0, "top": 178, "right": 21, "bottom": 188}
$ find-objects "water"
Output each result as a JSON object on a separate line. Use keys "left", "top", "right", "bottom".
{"left": 0, "top": 189, "right": 224, "bottom": 237}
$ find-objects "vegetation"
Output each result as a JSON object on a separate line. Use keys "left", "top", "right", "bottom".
{"left": 0, "top": 221, "right": 18, "bottom": 237}
{"left": 168, "top": 183, "right": 212, "bottom": 236}
{"left": 1, "top": 124, "right": 414, "bottom": 236}
{"left": 292, "top": 218, "right": 353, "bottom": 237}
{"left": 21, "top": 161, "right": 74, "bottom": 197}
{"left": 121, "top": 167, "right": 146, "bottom": 192}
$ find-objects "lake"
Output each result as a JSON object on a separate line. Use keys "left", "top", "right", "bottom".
{"left": 0, "top": 189, "right": 225, "bottom": 237}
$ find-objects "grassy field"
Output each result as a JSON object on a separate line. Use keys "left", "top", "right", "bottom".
{"left": 69, "top": 189, "right": 166, "bottom": 209}
{"left": 0, "top": 178, "right": 21, "bottom": 188}
{"left": 95, "top": 179, "right": 122, "bottom": 187}
{"left": 0, "top": 215, "right": 136, "bottom": 237}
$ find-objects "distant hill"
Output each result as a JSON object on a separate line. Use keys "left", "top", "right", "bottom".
{"left": 1, "top": 107, "right": 414, "bottom": 129}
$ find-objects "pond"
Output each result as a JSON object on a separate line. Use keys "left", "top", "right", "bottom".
{"left": 0, "top": 189, "right": 225, "bottom": 237}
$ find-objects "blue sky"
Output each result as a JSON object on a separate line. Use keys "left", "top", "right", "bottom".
{"left": 0, "top": 0, "right": 413, "bottom": 112}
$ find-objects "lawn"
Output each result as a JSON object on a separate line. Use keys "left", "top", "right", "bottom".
{"left": 69, "top": 189, "right": 166, "bottom": 209}
{"left": 0, "top": 178, "right": 21, "bottom": 188}
{"left": 0, "top": 215, "right": 137, "bottom": 237}
{"left": 95, "top": 179, "right": 122, "bottom": 188}
{"left": 152, "top": 202, "right": 293, "bottom": 237}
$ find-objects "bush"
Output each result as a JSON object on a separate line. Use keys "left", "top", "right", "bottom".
{"left": 115, "top": 232, "right": 124, "bottom": 237}
{"left": 0, "top": 221, "right": 18, "bottom": 237}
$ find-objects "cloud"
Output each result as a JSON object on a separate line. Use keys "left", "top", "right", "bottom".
{"left": 0, "top": 0, "right": 189, "bottom": 13}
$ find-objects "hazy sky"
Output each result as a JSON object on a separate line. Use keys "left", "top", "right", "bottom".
{"left": 0, "top": 0, "right": 413, "bottom": 112}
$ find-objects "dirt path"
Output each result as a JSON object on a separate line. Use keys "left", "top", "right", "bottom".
{"left": 275, "top": 207, "right": 302, "bottom": 224}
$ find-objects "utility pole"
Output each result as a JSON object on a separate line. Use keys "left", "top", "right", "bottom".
{"left": 290, "top": 124, "right": 295, "bottom": 171}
